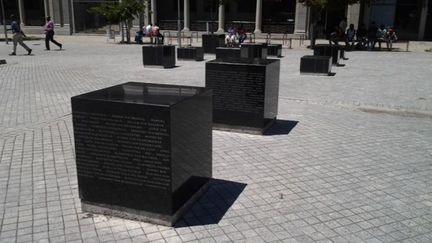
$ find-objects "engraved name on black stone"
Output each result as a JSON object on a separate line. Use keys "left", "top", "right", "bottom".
{"left": 206, "top": 69, "right": 264, "bottom": 113}
{"left": 74, "top": 111, "right": 170, "bottom": 190}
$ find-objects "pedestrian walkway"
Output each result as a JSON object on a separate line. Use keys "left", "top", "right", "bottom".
{"left": 0, "top": 36, "right": 431, "bottom": 243}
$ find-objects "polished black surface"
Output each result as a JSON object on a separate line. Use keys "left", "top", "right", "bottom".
{"left": 142, "top": 45, "right": 176, "bottom": 68}
{"left": 202, "top": 34, "right": 225, "bottom": 53}
{"left": 72, "top": 82, "right": 212, "bottom": 216}
{"left": 240, "top": 43, "right": 268, "bottom": 59}
{"left": 205, "top": 58, "right": 280, "bottom": 133}
{"left": 215, "top": 47, "right": 241, "bottom": 59}
{"left": 267, "top": 44, "right": 282, "bottom": 57}
{"left": 177, "top": 47, "right": 204, "bottom": 61}
{"left": 313, "top": 44, "right": 340, "bottom": 65}
{"left": 300, "top": 55, "right": 332, "bottom": 75}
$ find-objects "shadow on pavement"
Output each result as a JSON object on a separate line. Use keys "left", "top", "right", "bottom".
{"left": 175, "top": 179, "right": 247, "bottom": 227}
{"left": 264, "top": 119, "right": 299, "bottom": 136}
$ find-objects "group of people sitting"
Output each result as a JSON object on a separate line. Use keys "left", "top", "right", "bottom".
{"left": 329, "top": 18, "right": 398, "bottom": 51}
{"left": 135, "top": 23, "right": 164, "bottom": 44}
{"left": 225, "top": 24, "right": 248, "bottom": 47}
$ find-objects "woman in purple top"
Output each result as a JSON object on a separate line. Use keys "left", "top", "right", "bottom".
{"left": 44, "top": 16, "right": 62, "bottom": 50}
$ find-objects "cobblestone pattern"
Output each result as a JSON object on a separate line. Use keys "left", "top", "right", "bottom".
{"left": 0, "top": 37, "right": 431, "bottom": 242}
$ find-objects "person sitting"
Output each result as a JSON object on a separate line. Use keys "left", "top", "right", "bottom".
{"left": 238, "top": 24, "right": 247, "bottom": 45}
{"left": 225, "top": 25, "right": 238, "bottom": 47}
{"left": 376, "top": 24, "right": 387, "bottom": 50}
{"left": 152, "top": 23, "right": 164, "bottom": 44}
{"left": 385, "top": 26, "right": 398, "bottom": 50}
{"left": 356, "top": 23, "right": 367, "bottom": 50}
{"left": 367, "top": 21, "right": 378, "bottom": 50}
{"left": 346, "top": 24, "right": 356, "bottom": 49}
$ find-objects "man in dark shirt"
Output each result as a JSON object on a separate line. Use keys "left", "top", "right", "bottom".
{"left": 8, "top": 15, "right": 32, "bottom": 56}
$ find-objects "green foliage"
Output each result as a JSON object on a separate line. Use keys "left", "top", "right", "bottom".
{"left": 89, "top": 0, "right": 144, "bottom": 24}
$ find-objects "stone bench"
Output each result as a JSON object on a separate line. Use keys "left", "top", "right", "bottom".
{"left": 202, "top": 34, "right": 225, "bottom": 54}
{"left": 177, "top": 47, "right": 204, "bottom": 61}
{"left": 300, "top": 55, "right": 332, "bottom": 76}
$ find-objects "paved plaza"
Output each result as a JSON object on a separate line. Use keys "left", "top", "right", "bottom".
{"left": 0, "top": 36, "right": 432, "bottom": 243}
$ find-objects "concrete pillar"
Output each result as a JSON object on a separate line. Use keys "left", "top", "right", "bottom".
{"left": 254, "top": 0, "right": 262, "bottom": 33}
{"left": 183, "top": 0, "right": 190, "bottom": 31}
{"left": 418, "top": 0, "right": 429, "bottom": 40}
{"left": 48, "top": 0, "right": 55, "bottom": 19}
{"left": 294, "top": 1, "right": 308, "bottom": 34}
{"left": 17, "top": 0, "right": 25, "bottom": 25}
{"left": 44, "top": 0, "right": 49, "bottom": 18}
{"left": 347, "top": 3, "right": 361, "bottom": 28}
{"left": 144, "top": 0, "right": 150, "bottom": 26}
{"left": 151, "top": 0, "right": 157, "bottom": 24}
{"left": 217, "top": 4, "right": 225, "bottom": 33}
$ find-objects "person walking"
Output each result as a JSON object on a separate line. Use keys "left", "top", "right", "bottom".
{"left": 8, "top": 15, "right": 32, "bottom": 56}
{"left": 44, "top": 16, "right": 62, "bottom": 50}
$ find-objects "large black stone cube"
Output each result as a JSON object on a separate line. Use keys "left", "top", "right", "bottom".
{"left": 142, "top": 45, "right": 176, "bottom": 68}
{"left": 177, "top": 47, "right": 204, "bottom": 61}
{"left": 71, "top": 82, "right": 212, "bottom": 226}
{"left": 267, "top": 44, "right": 282, "bottom": 57}
{"left": 215, "top": 47, "right": 241, "bottom": 59}
{"left": 205, "top": 58, "right": 280, "bottom": 134}
{"left": 240, "top": 43, "right": 268, "bottom": 59}
{"left": 202, "top": 34, "right": 225, "bottom": 53}
{"left": 300, "top": 55, "right": 332, "bottom": 75}
{"left": 313, "top": 44, "right": 339, "bottom": 65}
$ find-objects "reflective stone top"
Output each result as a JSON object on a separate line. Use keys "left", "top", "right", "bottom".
{"left": 209, "top": 57, "right": 279, "bottom": 65}
{"left": 73, "top": 82, "right": 207, "bottom": 107}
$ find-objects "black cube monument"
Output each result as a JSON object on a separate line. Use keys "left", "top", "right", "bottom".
{"left": 202, "top": 34, "right": 225, "bottom": 54}
{"left": 313, "top": 44, "right": 340, "bottom": 65}
{"left": 240, "top": 43, "right": 268, "bottom": 59}
{"left": 206, "top": 58, "right": 280, "bottom": 134}
{"left": 177, "top": 47, "right": 204, "bottom": 61}
{"left": 71, "top": 82, "right": 212, "bottom": 226}
{"left": 267, "top": 44, "right": 282, "bottom": 57}
{"left": 142, "top": 45, "right": 176, "bottom": 68}
{"left": 300, "top": 55, "right": 332, "bottom": 75}
{"left": 215, "top": 47, "right": 241, "bottom": 59}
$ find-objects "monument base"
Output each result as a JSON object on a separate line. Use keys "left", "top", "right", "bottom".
{"left": 213, "top": 118, "right": 276, "bottom": 135}
{"left": 82, "top": 182, "right": 209, "bottom": 226}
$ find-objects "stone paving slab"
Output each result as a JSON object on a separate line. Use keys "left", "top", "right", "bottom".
{"left": 0, "top": 37, "right": 431, "bottom": 243}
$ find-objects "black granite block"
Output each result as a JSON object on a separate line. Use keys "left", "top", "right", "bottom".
{"left": 71, "top": 82, "right": 212, "bottom": 226}
{"left": 177, "top": 47, "right": 204, "bottom": 61}
{"left": 0, "top": 59, "right": 6, "bottom": 65}
{"left": 202, "top": 34, "right": 225, "bottom": 53}
{"left": 142, "top": 45, "right": 176, "bottom": 68}
{"left": 300, "top": 55, "right": 332, "bottom": 75}
{"left": 240, "top": 43, "right": 268, "bottom": 59}
{"left": 267, "top": 44, "right": 282, "bottom": 57}
{"left": 215, "top": 47, "right": 241, "bottom": 59}
{"left": 205, "top": 58, "right": 280, "bottom": 134}
{"left": 313, "top": 44, "right": 340, "bottom": 65}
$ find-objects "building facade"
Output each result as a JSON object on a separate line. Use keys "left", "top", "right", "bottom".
{"left": 1, "top": 0, "right": 430, "bottom": 40}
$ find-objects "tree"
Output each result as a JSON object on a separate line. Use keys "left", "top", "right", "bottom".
{"left": 89, "top": 0, "right": 145, "bottom": 43}
{"left": 298, "top": 0, "right": 379, "bottom": 47}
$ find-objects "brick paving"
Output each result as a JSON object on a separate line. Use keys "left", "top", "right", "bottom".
{"left": 0, "top": 36, "right": 431, "bottom": 243}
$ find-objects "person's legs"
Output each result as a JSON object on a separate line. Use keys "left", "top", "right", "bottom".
{"left": 12, "top": 34, "right": 18, "bottom": 54}
{"left": 17, "top": 35, "right": 31, "bottom": 52}
{"left": 49, "top": 31, "right": 62, "bottom": 48}
{"left": 45, "top": 33, "right": 51, "bottom": 50}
